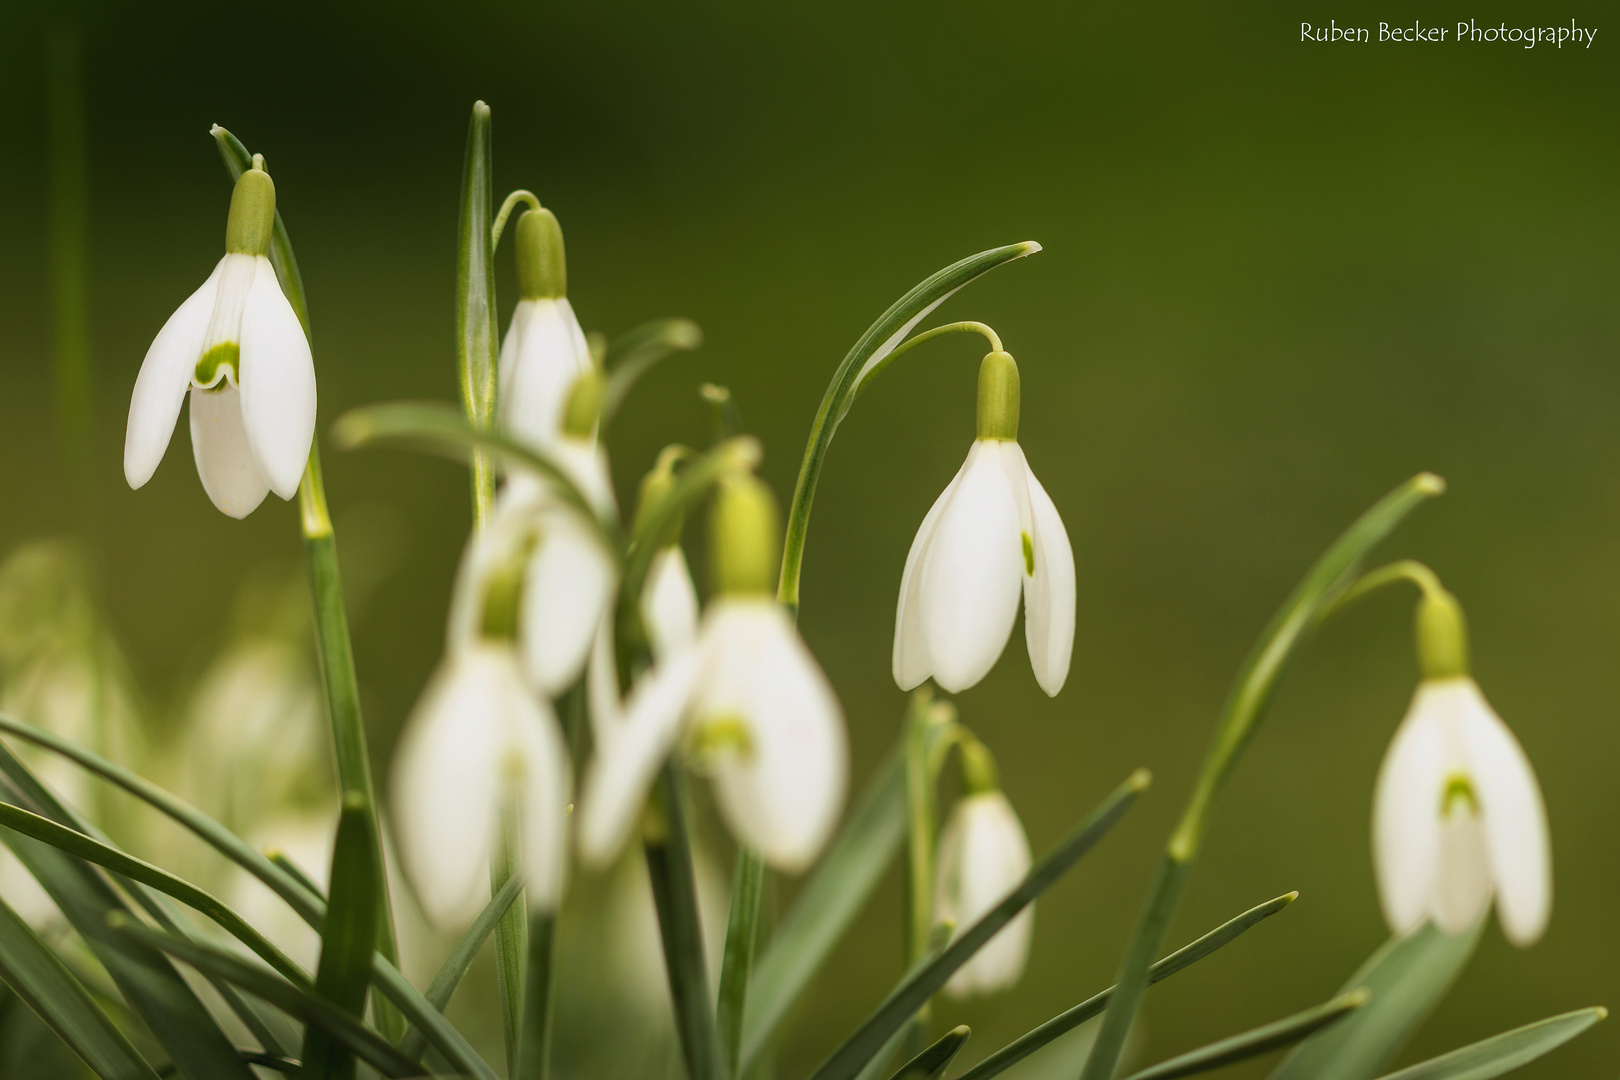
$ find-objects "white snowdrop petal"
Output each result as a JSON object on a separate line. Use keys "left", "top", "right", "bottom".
{"left": 893, "top": 456, "right": 970, "bottom": 691}
{"left": 189, "top": 385, "right": 269, "bottom": 519}
{"left": 699, "top": 601, "right": 847, "bottom": 872}
{"left": 497, "top": 299, "right": 537, "bottom": 413}
{"left": 239, "top": 257, "right": 316, "bottom": 500}
{"left": 1372, "top": 689, "right": 1448, "bottom": 937}
{"left": 1455, "top": 681, "right": 1552, "bottom": 946}
{"left": 936, "top": 792, "right": 1033, "bottom": 998}
{"left": 578, "top": 647, "right": 702, "bottom": 867}
{"left": 520, "top": 513, "right": 618, "bottom": 697}
{"left": 1013, "top": 447, "right": 1076, "bottom": 697}
{"left": 501, "top": 298, "right": 593, "bottom": 447}
{"left": 391, "top": 649, "right": 507, "bottom": 927}
{"left": 917, "top": 442, "right": 1024, "bottom": 692}
{"left": 642, "top": 546, "right": 700, "bottom": 661}
{"left": 550, "top": 439, "right": 618, "bottom": 520}
{"left": 506, "top": 687, "right": 574, "bottom": 912}
{"left": 587, "top": 618, "right": 625, "bottom": 741}
{"left": 126, "top": 260, "right": 224, "bottom": 490}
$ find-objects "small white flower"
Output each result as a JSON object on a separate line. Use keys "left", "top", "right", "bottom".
{"left": 499, "top": 297, "right": 593, "bottom": 447}
{"left": 934, "top": 790, "right": 1033, "bottom": 998}
{"left": 894, "top": 438, "right": 1074, "bottom": 696}
{"left": 641, "top": 546, "right": 699, "bottom": 660}
{"left": 391, "top": 644, "right": 571, "bottom": 926}
{"left": 1373, "top": 676, "right": 1551, "bottom": 946}
{"left": 124, "top": 167, "right": 315, "bottom": 519}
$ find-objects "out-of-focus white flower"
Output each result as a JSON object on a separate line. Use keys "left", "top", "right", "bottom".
{"left": 641, "top": 546, "right": 699, "bottom": 661}
{"left": 392, "top": 644, "right": 571, "bottom": 927}
{"left": 498, "top": 208, "right": 592, "bottom": 448}
{"left": 894, "top": 351, "right": 1073, "bottom": 697}
{"left": 124, "top": 163, "right": 314, "bottom": 518}
{"left": 227, "top": 809, "right": 337, "bottom": 972}
{"left": 1374, "top": 675, "right": 1550, "bottom": 946}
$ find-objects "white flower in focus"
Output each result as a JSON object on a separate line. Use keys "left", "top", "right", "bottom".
{"left": 1373, "top": 675, "right": 1551, "bottom": 946}
{"left": 934, "top": 780, "right": 1033, "bottom": 998}
{"left": 498, "top": 207, "right": 593, "bottom": 447}
{"left": 894, "top": 352, "right": 1074, "bottom": 697}
{"left": 124, "top": 164, "right": 315, "bottom": 518}
{"left": 391, "top": 644, "right": 571, "bottom": 927}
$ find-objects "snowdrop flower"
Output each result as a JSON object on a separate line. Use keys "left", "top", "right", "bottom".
{"left": 934, "top": 741, "right": 1033, "bottom": 998}
{"left": 579, "top": 475, "right": 847, "bottom": 872}
{"left": 392, "top": 643, "right": 571, "bottom": 927}
{"left": 633, "top": 448, "right": 701, "bottom": 661}
{"left": 1373, "top": 588, "right": 1551, "bottom": 946}
{"left": 498, "top": 207, "right": 592, "bottom": 447}
{"left": 894, "top": 350, "right": 1074, "bottom": 696}
{"left": 124, "top": 159, "right": 315, "bottom": 518}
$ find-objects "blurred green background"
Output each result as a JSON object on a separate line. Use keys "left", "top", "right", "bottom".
{"left": 1, "top": 0, "right": 1617, "bottom": 1076}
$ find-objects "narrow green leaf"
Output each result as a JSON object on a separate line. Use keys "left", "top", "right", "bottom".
{"left": 601, "top": 318, "right": 704, "bottom": 429}
{"left": 108, "top": 917, "right": 420, "bottom": 1079}
{"left": 778, "top": 241, "right": 1042, "bottom": 611}
{"left": 742, "top": 749, "right": 905, "bottom": 1070}
{"left": 1124, "top": 990, "right": 1368, "bottom": 1080}
{"left": 1269, "top": 921, "right": 1483, "bottom": 1080}
{"left": 957, "top": 891, "right": 1297, "bottom": 1080}
{"left": 0, "top": 713, "right": 496, "bottom": 1080}
{"left": 331, "top": 401, "right": 621, "bottom": 550}
{"left": 397, "top": 872, "right": 523, "bottom": 1060}
{"left": 645, "top": 766, "right": 727, "bottom": 1080}
{"left": 1373, "top": 1007, "right": 1605, "bottom": 1080}
{"left": 890, "top": 1026, "right": 970, "bottom": 1080}
{"left": 457, "top": 99, "right": 500, "bottom": 520}
{"left": 0, "top": 894, "right": 157, "bottom": 1080}
{"left": 0, "top": 744, "right": 252, "bottom": 1080}
{"left": 717, "top": 847, "right": 764, "bottom": 1078}
{"left": 302, "top": 795, "right": 382, "bottom": 1080}
{"left": 0, "top": 799, "right": 308, "bottom": 985}
{"left": 808, "top": 769, "right": 1149, "bottom": 1080}
{"left": 854, "top": 927, "right": 954, "bottom": 1080}
{"left": 518, "top": 911, "right": 556, "bottom": 1080}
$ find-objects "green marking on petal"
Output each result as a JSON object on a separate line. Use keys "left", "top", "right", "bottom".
{"left": 193, "top": 342, "right": 240, "bottom": 388}
{"left": 1021, "top": 532, "right": 1035, "bottom": 576}
{"left": 691, "top": 716, "right": 754, "bottom": 761}
{"left": 1440, "top": 772, "right": 1478, "bottom": 817}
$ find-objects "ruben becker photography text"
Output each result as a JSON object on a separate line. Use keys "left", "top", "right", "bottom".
{"left": 1302, "top": 20, "right": 1597, "bottom": 48}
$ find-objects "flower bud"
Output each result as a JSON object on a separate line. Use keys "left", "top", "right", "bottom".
{"left": 710, "top": 475, "right": 780, "bottom": 596}
{"left": 975, "top": 351, "right": 1021, "bottom": 441}
{"left": 515, "top": 207, "right": 567, "bottom": 300}
{"left": 959, "top": 737, "right": 1000, "bottom": 796}
{"left": 224, "top": 160, "right": 275, "bottom": 257}
{"left": 561, "top": 369, "right": 605, "bottom": 438}
{"left": 1415, "top": 588, "right": 1469, "bottom": 680}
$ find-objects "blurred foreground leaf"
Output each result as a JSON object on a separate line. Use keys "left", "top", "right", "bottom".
{"left": 1373, "top": 1007, "right": 1605, "bottom": 1080}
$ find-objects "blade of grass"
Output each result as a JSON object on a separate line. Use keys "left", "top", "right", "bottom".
{"left": 397, "top": 872, "right": 523, "bottom": 1059}
{"left": 742, "top": 748, "right": 905, "bottom": 1070}
{"left": 0, "top": 893, "right": 158, "bottom": 1080}
{"left": 1372, "top": 1007, "right": 1605, "bottom": 1080}
{"left": 808, "top": 769, "right": 1149, "bottom": 1080}
{"left": 518, "top": 912, "right": 556, "bottom": 1080}
{"left": 456, "top": 99, "right": 500, "bottom": 521}
{"left": 302, "top": 795, "right": 381, "bottom": 1080}
{"left": 957, "top": 891, "right": 1297, "bottom": 1080}
{"left": 717, "top": 847, "right": 764, "bottom": 1076}
{"left": 1123, "top": 991, "right": 1368, "bottom": 1080}
{"left": 890, "top": 1025, "right": 970, "bottom": 1080}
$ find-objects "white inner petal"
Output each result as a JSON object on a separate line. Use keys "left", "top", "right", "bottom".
{"left": 193, "top": 253, "right": 258, "bottom": 387}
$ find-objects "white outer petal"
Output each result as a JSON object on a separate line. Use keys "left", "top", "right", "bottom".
{"left": 935, "top": 792, "right": 1033, "bottom": 998}
{"left": 1011, "top": 446, "right": 1075, "bottom": 697}
{"left": 1372, "top": 686, "right": 1448, "bottom": 937}
{"left": 1453, "top": 679, "right": 1552, "bottom": 946}
{"left": 125, "top": 259, "right": 223, "bottom": 489}
{"left": 550, "top": 437, "right": 618, "bottom": 520}
{"left": 239, "top": 256, "right": 316, "bottom": 500}
{"left": 520, "top": 510, "right": 618, "bottom": 697}
{"left": 498, "top": 299, "right": 537, "bottom": 414}
{"left": 391, "top": 648, "right": 506, "bottom": 928}
{"left": 587, "top": 617, "right": 625, "bottom": 742}
{"left": 917, "top": 441, "right": 1024, "bottom": 693}
{"left": 506, "top": 685, "right": 574, "bottom": 913}
{"left": 500, "top": 298, "right": 592, "bottom": 447}
{"left": 697, "top": 600, "right": 847, "bottom": 872}
{"left": 189, "top": 385, "right": 269, "bottom": 518}
{"left": 893, "top": 453, "right": 970, "bottom": 690}
{"left": 577, "top": 647, "right": 702, "bottom": 867}
{"left": 642, "top": 546, "right": 700, "bottom": 661}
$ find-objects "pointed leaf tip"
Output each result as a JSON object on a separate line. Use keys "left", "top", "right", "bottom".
{"left": 1284, "top": 890, "right": 1301, "bottom": 903}
{"left": 1129, "top": 768, "right": 1152, "bottom": 791}
{"left": 1022, "top": 241, "right": 1043, "bottom": 255}
{"left": 1415, "top": 472, "right": 1446, "bottom": 495}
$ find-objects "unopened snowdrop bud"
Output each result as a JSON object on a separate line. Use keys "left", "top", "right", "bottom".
{"left": 1373, "top": 591, "right": 1551, "bottom": 947}
{"left": 894, "top": 351, "right": 1075, "bottom": 696}
{"left": 562, "top": 369, "right": 605, "bottom": 439}
{"left": 391, "top": 643, "right": 571, "bottom": 927}
{"left": 710, "top": 474, "right": 779, "bottom": 596}
{"left": 124, "top": 158, "right": 316, "bottom": 518}
{"left": 935, "top": 743, "right": 1033, "bottom": 998}
{"left": 499, "top": 207, "right": 592, "bottom": 446}
{"left": 634, "top": 450, "right": 700, "bottom": 659}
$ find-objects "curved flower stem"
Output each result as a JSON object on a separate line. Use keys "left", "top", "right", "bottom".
{"left": 1077, "top": 473, "right": 1445, "bottom": 1080}
{"left": 1325, "top": 558, "right": 1446, "bottom": 615}
{"left": 492, "top": 189, "right": 541, "bottom": 250}
{"left": 210, "top": 123, "right": 403, "bottom": 1040}
{"left": 852, "top": 321, "right": 1002, "bottom": 401}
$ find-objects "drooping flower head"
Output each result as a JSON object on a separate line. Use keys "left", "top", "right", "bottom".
{"left": 498, "top": 207, "right": 593, "bottom": 448}
{"left": 933, "top": 739, "right": 1033, "bottom": 998}
{"left": 894, "top": 350, "right": 1075, "bottom": 696}
{"left": 1372, "top": 587, "right": 1551, "bottom": 946}
{"left": 124, "top": 155, "right": 316, "bottom": 518}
